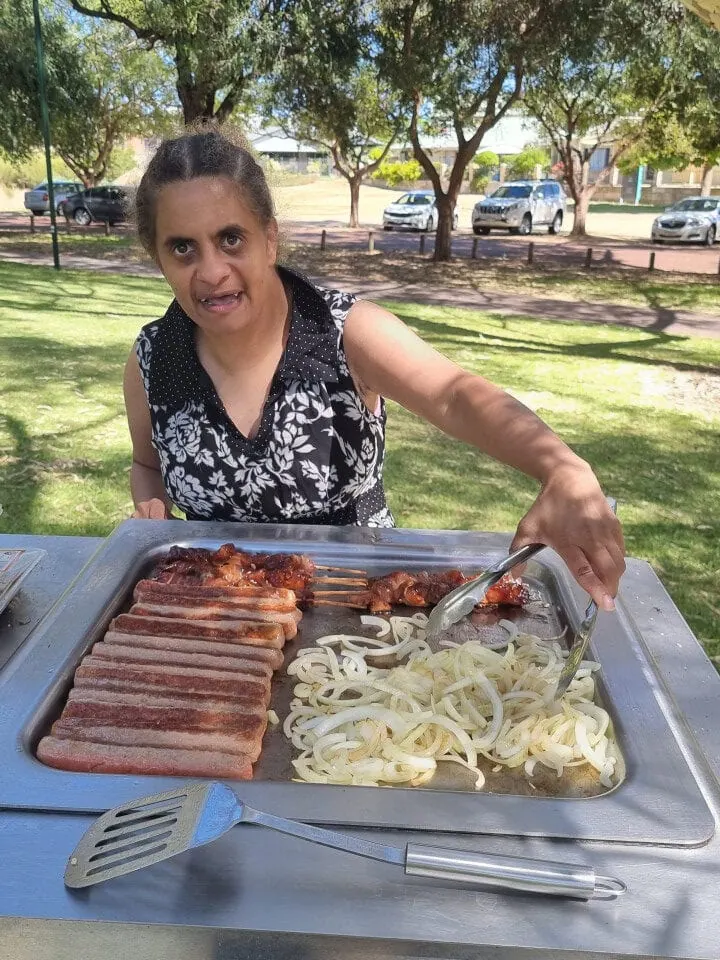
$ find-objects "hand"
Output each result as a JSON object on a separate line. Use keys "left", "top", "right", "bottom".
{"left": 131, "top": 498, "right": 172, "bottom": 520}
{"left": 510, "top": 462, "right": 625, "bottom": 611}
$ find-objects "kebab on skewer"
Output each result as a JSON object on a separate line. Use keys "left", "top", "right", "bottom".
{"left": 149, "top": 545, "right": 530, "bottom": 614}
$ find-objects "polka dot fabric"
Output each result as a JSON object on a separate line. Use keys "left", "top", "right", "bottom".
{"left": 134, "top": 266, "right": 395, "bottom": 527}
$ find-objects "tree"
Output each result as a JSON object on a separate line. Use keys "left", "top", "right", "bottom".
{"left": 69, "top": 0, "right": 361, "bottom": 125}
{"left": 0, "top": 0, "right": 92, "bottom": 159}
{"left": 617, "top": 20, "right": 720, "bottom": 196}
{"left": 523, "top": 0, "right": 687, "bottom": 236}
{"left": 272, "top": 66, "right": 405, "bottom": 227}
{"left": 53, "top": 22, "right": 176, "bottom": 186}
{"left": 377, "top": 0, "right": 573, "bottom": 261}
{"left": 506, "top": 144, "right": 550, "bottom": 180}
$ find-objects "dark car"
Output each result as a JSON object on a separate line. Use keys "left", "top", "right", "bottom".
{"left": 61, "top": 186, "right": 131, "bottom": 226}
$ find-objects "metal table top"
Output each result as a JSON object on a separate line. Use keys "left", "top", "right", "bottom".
{"left": 1, "top": 531, "right": 719, "bottom": 960}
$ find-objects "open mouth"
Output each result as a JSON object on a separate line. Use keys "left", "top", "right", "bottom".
{"left": 198, "top": 292, "right": 243, "bottom": 311}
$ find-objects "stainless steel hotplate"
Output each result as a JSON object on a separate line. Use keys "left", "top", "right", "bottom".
{"left": 0, "top": 520, "right": 713, "bottom": 846}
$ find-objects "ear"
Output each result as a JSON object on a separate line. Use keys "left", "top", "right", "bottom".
{"left": 265, "top": 217, "right": 279, "bottom": 265}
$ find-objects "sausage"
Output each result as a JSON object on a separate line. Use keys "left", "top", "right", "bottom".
{"left": 71, "top": 674, "right": 269, "bottom": 705}
{"left": 127, "top": 604, "right": 300, "bottom": 638}
{"left": 51, "top": 722, "right": 263, "bottom": 759}
{"left": 37, "top": 737, "right": 253, "bottom": 779}
{"left": 67, "top": 686, "right": 268, "bottom": 717}
{"left": 102, "top": 631, "right": 285, "bottom": 670}
{"left": 75, "top": 660, "right": 271, "bottom": 702}
{"left": 111, "top": 614, "right": 286, "bottom": 648}
{"left": 91, "top": 641, "right": 274, "bottom": 678}
{"left": 134, "top": 579, "right": 298, "bottom": 608}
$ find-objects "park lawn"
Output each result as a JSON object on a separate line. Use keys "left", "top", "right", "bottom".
{"left": 0, "top": 260, "right": 718, "bottom": 657}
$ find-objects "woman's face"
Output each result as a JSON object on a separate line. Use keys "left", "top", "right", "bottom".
{"left": 153, "top": 176, "right": 279, "bottom": 335}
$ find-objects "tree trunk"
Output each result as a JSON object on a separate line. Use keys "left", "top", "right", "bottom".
{"left": 433, "top": 194, "right": 455, "bottom": 262}
{"left": 700, "top": 163, "right": 714, "bottom": 196}
{"left": 348, "top": 176, "right": 361, "bottom": 228}
{"left": 570, "top": 190, "right": 591, "bottom": 237}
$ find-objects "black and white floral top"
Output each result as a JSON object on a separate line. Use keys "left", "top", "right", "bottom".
{"left": 135, "top": 266, "right": 395, "bottom": 527}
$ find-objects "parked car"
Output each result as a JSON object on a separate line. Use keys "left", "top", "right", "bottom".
{"left": 61, "top": 185, "right": 131, "bottom": 226}
{"left": 382, "top": 190, "right": 458, "bottom": 232}
{"left": 23, "top": 180, "right": 84, "bottom": 216}
{"left": 651, "top": 197, "right": 720, "bottom": 246}
{"left": 471, "top": 180, "right": 566, "bottom": 236}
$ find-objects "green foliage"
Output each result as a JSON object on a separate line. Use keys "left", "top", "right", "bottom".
{"left": 70, "top": 0, "right": 361, "bottom": 124}
{"left": 522, "top": 0, "right": 687, "bottom": 232}
{"left": 507, "top": 145, "right": 551, "bottom": 180}
{"left": 0, "top": 0, "right": 94, "bottom": 158}
{"left": 617, "top": 19, "right": 720, "bottom": 177}
{"left": 105, "top": 146, "right": 138, "bottom": 183}
{"left": 372, "top": 159, "right": 423, "bottom": 187}
{"left": 0, "top": 152, "right": 77, "bottom": 189}
{"left": 52, "top": 19, "right": 176, "bottom": 185}
{"left": 470, "top": 173, "right": 491, "bottom": 193}
{"left": 473, "top": 150, "right": 499, "bottom": 175}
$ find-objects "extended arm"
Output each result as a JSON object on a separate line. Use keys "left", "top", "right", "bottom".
{"left": 344, "top": 301, "right": 625, "bottom": 609}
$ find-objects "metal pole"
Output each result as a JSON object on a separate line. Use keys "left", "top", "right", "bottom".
{"left": 32, "top": 0, "right": 60, "bottom": 270}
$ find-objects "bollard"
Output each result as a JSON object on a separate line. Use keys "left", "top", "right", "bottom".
{"left": 29, "top": 214, "right": 35, "bottom": 235}
{"left": 648, "top": 250, "right": 656, "bottom": 272}
{"left": 717, "top": 255, "right": 720, "bottom": 276}
{"left": 320, "top": 229, "right": 326, "bottom": 251}
{"left": 584, "top": 247, "right": 593, "bottom": 268}
{"left": 527, "top": 241, "right": 534, "bottom": 265}
{"left": 368, "top": 230, "right": 374, "bottom": 253}
{"left": 471, "top": 237, "right": 478, "bottom": 260}
{"left": 104, "top": 219, "right": 110, "bottom": 236}
{"left": 419, "top": 234, "right": 426, "bottom": 255}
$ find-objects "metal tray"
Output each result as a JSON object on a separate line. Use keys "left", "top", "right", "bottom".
{"left": 0, "top": 520, "right": 714, "bottom": 846}
{"left": 0, "top": 549, "right": 46, "bottom": 617}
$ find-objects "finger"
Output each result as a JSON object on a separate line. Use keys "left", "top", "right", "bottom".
{"left": 147, "top": 498, "right": 169, "bottom": 520}
{"left": 556, "top": 544, "right": 616, "bottom": 611}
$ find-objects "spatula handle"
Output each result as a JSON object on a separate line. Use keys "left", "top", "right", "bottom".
{"left": 404, "top": 844, "right": 625, "bottom": 900}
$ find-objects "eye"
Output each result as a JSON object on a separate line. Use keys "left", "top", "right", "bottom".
{"left": 222, "top": 231, "right": 243, "bottom": 249}
{"left": 172, "top": 240, "right": 193, "bottom": 257}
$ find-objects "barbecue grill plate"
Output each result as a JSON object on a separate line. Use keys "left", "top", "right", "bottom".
{"left": 0, "top": 520, "right": 713, "bottom": 846}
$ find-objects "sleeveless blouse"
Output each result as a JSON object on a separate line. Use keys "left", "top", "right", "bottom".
{"left": 135, "top": 266, "right": 395, "bottom": 527}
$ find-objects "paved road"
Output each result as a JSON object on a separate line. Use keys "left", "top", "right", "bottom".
{"left": 286, "top": 223, "right": 720, "bottom": 276}
{"left": 3, "top": 211, "right": 720, "bottom": 276}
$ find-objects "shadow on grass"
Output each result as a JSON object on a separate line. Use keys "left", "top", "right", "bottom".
{"left": 392, "top": 307, "right": 720, "bottom": 376}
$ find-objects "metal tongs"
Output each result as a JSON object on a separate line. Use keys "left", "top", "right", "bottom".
{"left": 426, "top": 542, "right": 545, "bottom": 639}
{"left": 64, "top": 782, "right": 626, "bottom": 900}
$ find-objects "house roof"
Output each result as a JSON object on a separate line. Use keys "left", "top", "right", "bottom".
{"left": 248, "top": 128, "right": 325, "bottom": 155}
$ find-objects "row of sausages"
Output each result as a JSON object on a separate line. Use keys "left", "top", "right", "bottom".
{"left": 36, "top": 579, "right": 299, "bottom": 779}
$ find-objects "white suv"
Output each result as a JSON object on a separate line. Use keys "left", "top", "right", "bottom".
{"left": 472, "top": 180, "right": 566, "bottom": 236}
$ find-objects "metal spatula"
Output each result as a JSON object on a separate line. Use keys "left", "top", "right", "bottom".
{"left": 64, "top": 782, "right": 625, "bottom": 900}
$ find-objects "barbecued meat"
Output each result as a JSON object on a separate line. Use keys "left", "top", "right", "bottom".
{"left": 340, "top": 570, "right": 530, "bottom": 613}
{"left": 155, "top": 544, "right": 317, "bottom": 592}
{"left": 38, "top": 555, "right": 300, "bottom": 780}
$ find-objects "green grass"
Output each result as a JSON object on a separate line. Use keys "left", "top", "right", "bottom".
{"left": 586, "top": 202, "right": 666, "bottom": 214}
{"left": 0, "top": 261, "right": 718, "bottom": 658}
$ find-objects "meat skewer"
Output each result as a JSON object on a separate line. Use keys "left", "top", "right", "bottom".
{"left": 306, "top": 570, "right": 530, "bottom": 614}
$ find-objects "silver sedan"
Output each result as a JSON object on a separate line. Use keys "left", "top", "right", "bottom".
{"left": 651, "top": 197, "right": 720, "bottom": 245}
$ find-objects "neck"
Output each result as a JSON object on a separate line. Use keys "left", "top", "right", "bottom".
{"left": 195, "top": 268, "right": 288, "bottom": 374}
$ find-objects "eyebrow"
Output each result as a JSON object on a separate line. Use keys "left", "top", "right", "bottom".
{"left": 163, "top": 224, "right": 250, "bottom": 251}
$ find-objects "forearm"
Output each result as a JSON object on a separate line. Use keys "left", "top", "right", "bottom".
{"left": 436, "top": 372, "right": 588, "bottom": 484}
{"left": 130, "top": 460, "right": 174, "bottom": 513}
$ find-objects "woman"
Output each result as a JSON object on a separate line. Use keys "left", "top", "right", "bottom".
{"left": 124, "top": 127, "right": 624, "bottom": 611}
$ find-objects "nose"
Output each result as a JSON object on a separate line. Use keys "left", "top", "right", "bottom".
{"left": 195, "top": 246, "right": 231, "bottom": 289}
